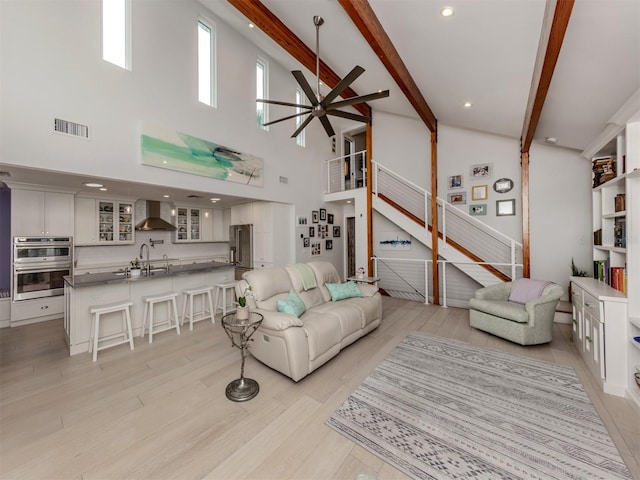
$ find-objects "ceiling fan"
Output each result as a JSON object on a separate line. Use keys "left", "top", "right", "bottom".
{"left": 257, "top": 16, "right": 389, "bottom": 138}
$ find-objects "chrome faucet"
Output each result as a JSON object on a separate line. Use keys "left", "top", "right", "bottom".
{"left": 139, "top": 243, "right": 150, "bottom": 275}
{"left": 162, "top": 254, "right": 170, "bottom": 273}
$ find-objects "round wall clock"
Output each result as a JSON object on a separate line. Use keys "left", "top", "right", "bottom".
{"left": 493, "top": 178, "right": 514, "bottom": 193}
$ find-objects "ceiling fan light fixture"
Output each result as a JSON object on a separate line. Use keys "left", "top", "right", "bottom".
{"left": 440, "top": 7, "right": 455, "bottom": 17}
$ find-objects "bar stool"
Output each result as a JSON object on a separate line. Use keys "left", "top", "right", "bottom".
{"left": 140, "top": 291, "right": 180, "bottom": 343}
{"left": 214, "top": 282, "right": 237, "bottom": 317}
{"left": 181, "top": 285, "right": 215, "bottom": 330}
{"left": 89, "top": 299, "right": 134, "bottom": 362}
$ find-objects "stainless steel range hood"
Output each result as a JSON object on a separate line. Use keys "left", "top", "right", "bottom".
{"left": 135, "top": 200, "right": 177, "bottom": 231}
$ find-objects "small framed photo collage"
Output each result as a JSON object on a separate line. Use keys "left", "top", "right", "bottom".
{"left": 448, "top": 164, "right": 515, "bottom": 217}
{"left": 300, "top": 208, "right": 340, "bottom": 256}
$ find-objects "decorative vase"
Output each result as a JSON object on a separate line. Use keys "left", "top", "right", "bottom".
{"left": 236, "top": 306, "right": 249, "bottom": 320}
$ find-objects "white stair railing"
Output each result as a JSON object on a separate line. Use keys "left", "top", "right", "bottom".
{"left": 325, "top": 150, "right": 367, "bottom": 193}
{"left": 372, "top": 161, "right": 522, "bottom": 280}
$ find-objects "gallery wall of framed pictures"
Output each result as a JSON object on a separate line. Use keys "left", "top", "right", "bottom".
{"left": 447, "top": 162, "right": 515, "bottom": 217}
{"left": 298, "top": 207, "right": 341, "bottom": 256}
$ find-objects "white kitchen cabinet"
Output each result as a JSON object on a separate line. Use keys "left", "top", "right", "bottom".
{"left": 202, "top": 208, "right": 214, "bottom": 242}
{"left": 230, "top": 203, "right": 253, "bottom": 225}
{"left": 212, "top": 208, "right": 230, "bottom": 242}
{"left": 74, "top": 198, "right": 135, "bottom": 245}
{"left": 11, "top": 296, "right": 64, "bottom": 326}
{"left": 173, "top": 206, "right": 216, "bottom": 243}
{"left": 11, "top": 188, "right": 73, "bottom": 236}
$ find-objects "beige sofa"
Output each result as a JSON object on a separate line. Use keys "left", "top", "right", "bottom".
{"left": 236, "top": 261, "right": 382, "bottom": 381}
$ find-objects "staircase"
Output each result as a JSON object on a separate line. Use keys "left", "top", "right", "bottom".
{"left": 325, "top": 156, "right": 523, "bottom": 305}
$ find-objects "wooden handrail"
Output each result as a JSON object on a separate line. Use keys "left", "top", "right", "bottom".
{"left": 377, "top": 193, "right": 511, "bottom": 283}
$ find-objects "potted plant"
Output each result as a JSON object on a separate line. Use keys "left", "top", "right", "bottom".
{"left": 130, "top": 258, "right": 141, "bottom": 277}
{"left": 236, "top": 285, "right": 253, "bottom": 320}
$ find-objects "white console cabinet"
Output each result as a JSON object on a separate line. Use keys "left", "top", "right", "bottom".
{"left": 571, "top": 277, "right": 627, "bottom": 397}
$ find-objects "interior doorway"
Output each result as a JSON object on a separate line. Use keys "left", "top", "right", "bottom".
{"left": 343, "top": 128, "right": 366, "bottom": 190}
{"left": 346, "top": 217, "right": 356, "bottom": 277}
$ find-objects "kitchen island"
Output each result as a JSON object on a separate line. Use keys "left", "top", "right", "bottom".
{"left": 64, "top": 261, "right": 235, "bottom": 356}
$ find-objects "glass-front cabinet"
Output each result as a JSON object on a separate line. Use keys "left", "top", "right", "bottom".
{"left": 75, "top": 197, "right": 135, "bottom": 245}
{"left": 173, "top": 206, "right": 215, "bottom": 243}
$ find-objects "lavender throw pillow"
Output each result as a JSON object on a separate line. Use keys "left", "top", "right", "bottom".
{"left": 508, "top": 279, "right": 551, "bottom": 304}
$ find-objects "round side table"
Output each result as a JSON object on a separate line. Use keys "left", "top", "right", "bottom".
{"left": 221, "top": 311, "right": 264, "bottom": 402}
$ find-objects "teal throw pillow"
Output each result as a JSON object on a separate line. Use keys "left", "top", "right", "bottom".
{"left": 276, "top": 290, "right": 306, "bottom": 317}
{"left": 325, "top": 281, "right": 362, "bottom": 302}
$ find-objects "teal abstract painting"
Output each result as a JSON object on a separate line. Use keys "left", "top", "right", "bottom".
{"left": 141, "top": 123, "right": 264, "bottom": 187}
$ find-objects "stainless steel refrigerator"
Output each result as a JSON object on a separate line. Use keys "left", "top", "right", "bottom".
{"left": 229, "top": 224, "right": 253, "bottom": 280}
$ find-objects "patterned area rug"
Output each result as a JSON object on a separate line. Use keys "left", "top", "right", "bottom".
{"left": 327, "top": 332, "right": 632, "bottom": 480}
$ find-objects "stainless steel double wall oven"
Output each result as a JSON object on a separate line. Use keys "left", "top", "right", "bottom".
{"left": 12, "top": 237, "right": 73, "bottom": 301}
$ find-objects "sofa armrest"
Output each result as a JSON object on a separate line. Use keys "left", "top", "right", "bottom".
{"left": 255, "top": 309, "right": 303, "bottom": 331}
{"left": 474, "top": 282, "right": 512, "bottom": 301}
{"left": 357, "top": 284, "right": 379, "bottom": 297}
{"left": 524, "top": 284, "right": 563, "bottom": 316}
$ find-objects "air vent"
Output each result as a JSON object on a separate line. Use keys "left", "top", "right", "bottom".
{"left": 54, "top": 118, "right": 90, "bottom": 139}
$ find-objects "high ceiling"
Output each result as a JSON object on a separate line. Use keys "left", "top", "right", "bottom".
{"left": 208, "top": 0, "right": 640, "bottom": 153}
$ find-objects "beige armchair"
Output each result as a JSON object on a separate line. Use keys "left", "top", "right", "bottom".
{"left": 468, "top": 280, "right": 563, "bottom": 345}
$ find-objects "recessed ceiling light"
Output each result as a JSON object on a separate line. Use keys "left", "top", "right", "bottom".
{"left": 249, "top": 23, "right": 255, "bottom": 28}
{"left": 210, "top": 197, "right": 220, "bottom": 201}
{"left": 464, "top": 102, "right": 472, "bottom": 108}
{"left": 440, "top": 6, "right": 455, "bottom": 17}
{"left": 83, "top": 182, "right": 103, "bottom": 188}
{"left": 99, "top": 187, "right": 108, "bottom": 191}
{"left": 163, "top": 194, "right": 170, "bottom": 198}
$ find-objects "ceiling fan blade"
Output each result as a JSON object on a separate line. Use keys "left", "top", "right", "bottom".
{"left": 290, "top": 114, "right": 314, "bottom": 138}
{"left": 292, "top": 71, "right": 318, "bottom": 105}
{"left": 326, "top": 110, "right": 371, "bottom": 124}
{"left": 319, "top": 115, "right": 335, "bottom": 137}
{"left": 326, "top": 90, "right": 390, "bottom": 110}
{"left": 257, "top": 98, "right": 312, "bottom": 109}
{"left": 321, "top": 65, "right": 365, "bottom": 107}
{"left": 262, "top": 111, "right": 311, "bottom": 127}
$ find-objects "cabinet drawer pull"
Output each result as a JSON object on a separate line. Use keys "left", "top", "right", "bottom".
{"left": 41, "top": 305, "right": 49, "bottom": 310}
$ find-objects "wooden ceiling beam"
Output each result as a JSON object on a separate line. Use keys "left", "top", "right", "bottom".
{"left": 521, "top": 0, "right": 574, "bottom": 152}
{"left": 226, "top": 0, "right": 370, "bottom": 118}
{"left": 337, "top": 0, "right": 437, "bottom": 133}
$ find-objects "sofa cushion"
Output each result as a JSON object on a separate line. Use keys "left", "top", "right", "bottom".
{"left": 310, "top": 302, "right": 363, "bottom": 338}
{"left": 308, "top": 261, "right": 341, "bottom": 303}
{"left": 277, "top": 290, "right": 306, "bottom": 317}
{"left": 244, "top": 266, "right": 293, "bottom": 302}
{"left": 468, "top": 298, "right": 529, "bottom": 323}
{"left": 326, "top": 281, "right": 362, "bottom": 301}
{"left": 301, "top": 310, "right": 343, "bottom": 361}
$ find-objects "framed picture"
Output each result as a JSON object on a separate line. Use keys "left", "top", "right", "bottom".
{"left": 311, "top": 242, "right": 321, "bottom": 256}
{"left": 470, "top": 163, "right": 493, "bottom": 179}
{"left": 447, "top": 192, "right": 467, "bottom": 204}
{"left": 327, "top": 213, "right": 334, "bottom": 224}
{"left": 312, "top": 210, "right": 319, "bottom": 223}
{"left": 319, "top": 208, "right": 327, "bottom": 221}
{"left": 469, "top": 204, "right": 487, "bottom": 216}
{"left": 325, "top": 240, "right": 333, "bottom": 250}
{"left": 493, "top": 178, "right": 514, "bottom": 193}
{"left": 296, "top": 215, "right": 308, "bottom": 227}
{"left": 309, "top": 226, "right": 315, "bottom": 237}
{"left": 496, "top": 199, "right": 516, "bottom": 216}
{"left": 448, "top": 174, "right": 463, "bottom": 189}
{"left": 471, "top": 184, "right": 488, "bottom": 201}
{"left": 333, "top": 226, "right": 341, "bottom": 237}
{"left": 303, "top": 237, "right": 310, "bottom": 247}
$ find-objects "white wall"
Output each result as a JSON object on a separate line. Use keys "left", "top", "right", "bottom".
{"left": 0, "top": 0, "right": 359, "bottom": 266}
{"left": 529, "top": 142, "right": 592, "bottom": 297}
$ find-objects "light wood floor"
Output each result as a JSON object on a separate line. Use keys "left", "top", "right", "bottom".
{"left": 1, "top": 297, "right": 638, "bottom": 480}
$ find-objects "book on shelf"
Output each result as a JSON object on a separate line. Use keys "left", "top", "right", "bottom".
{"left": 593, "top": 259, "right": 627, "bottom": 294}
{"left": 614, "top": 217, "right": 626, "bottom": 248}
